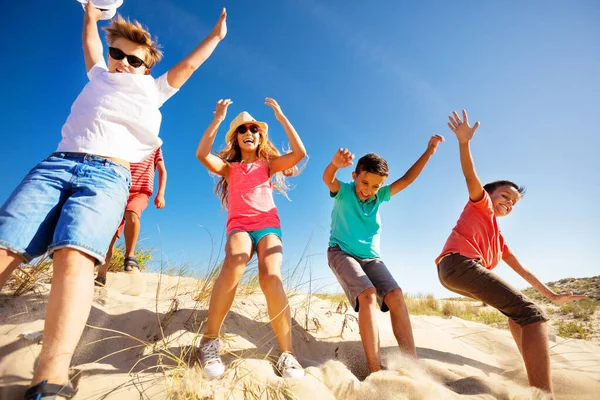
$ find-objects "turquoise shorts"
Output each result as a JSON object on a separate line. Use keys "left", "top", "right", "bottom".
{"left": 229, "top": 227, "right": 282, "bottom": 248}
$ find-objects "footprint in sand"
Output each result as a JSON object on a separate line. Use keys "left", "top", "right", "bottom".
{"left": 100, "top": 272, "right": 146, "bottom": 296}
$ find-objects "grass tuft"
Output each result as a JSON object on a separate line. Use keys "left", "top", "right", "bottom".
{"left": 8, "top": 254, "right": 52, "bottom": 297}
{"left": 556, "top": 321, "right": 592, "bottom": 340}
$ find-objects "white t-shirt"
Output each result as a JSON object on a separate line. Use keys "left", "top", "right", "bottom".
{"left": 56, "top": 61, "right": 178, "bottom": 162}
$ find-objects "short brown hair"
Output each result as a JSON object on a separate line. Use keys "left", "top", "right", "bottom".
{"left": 355, "top": 153, "right": 389, "bottom": 177}
{"left": 483, "top": 180, "right": 526, "bottom": 196}
{"left": 103, "top": 15, "right": 163, "bottom": 68}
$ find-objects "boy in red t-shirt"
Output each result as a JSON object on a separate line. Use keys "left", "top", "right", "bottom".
{"left": 95, "top": 147, "right": 166, "bottom": 285}
{"left": 437, "top": 110, "right": 586, "bottom": 396}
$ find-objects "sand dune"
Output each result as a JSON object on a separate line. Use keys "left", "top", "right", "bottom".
{"left": 1, "top": 272, "right": 598, "bottom": 399}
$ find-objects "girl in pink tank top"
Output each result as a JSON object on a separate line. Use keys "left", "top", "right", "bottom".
{"left": 195, "top": 98, "right": 307, "bottom": 380}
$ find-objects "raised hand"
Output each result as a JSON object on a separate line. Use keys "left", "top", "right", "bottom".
{"left": 551, "top": 293, "right": 588, "bottom": 305}
{"left": 213, "top": 99, "right": 232, "bottom": 121}
{"left": 84, "top": 0, "right": 102, "bottom": 22}
{"left": 427, "top": 134, "right": 445, "bottom": 153}
{"left": 332, "top": 148, "right": 355, "bottom": 169}
{"left": 265, "top": 97, "right": 285, "bottom": 121}
{"left": 448, "top": 110, "right": 480, "bottom": 144}
{"left": 211, "top": 8, "right": 227, "bottom": 40}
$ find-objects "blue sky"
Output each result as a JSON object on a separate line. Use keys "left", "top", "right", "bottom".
{"left": 0, "top": 0, "right": 598, "bottom": 297}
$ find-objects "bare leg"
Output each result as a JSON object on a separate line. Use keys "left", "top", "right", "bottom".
{"left": 0, "top": 249, "right": 23, "bottom": 289}
{"left": 357, "top": 288, "right": 381, "bottom": 373}
{"left": 200, "top": 232, "right": 252, "bottom": 344}
{"left": 31, "top": 248, "right": 95, "bottom": 398}
{"left": 521, "top": 321, "right": 552, "bottom": 393}
{"left": 508, "top": 318, "right": 524, "bottom": 355}
{"left": 96, "top": 233, "right": 118, "bottom": 281}
{"left": 123, "top": 211, "right": 140, "bottom": 259}
{"left": 384, "top": 288, "right": 417, "bottom": 357}
{"left": 256, "top": 235, "right": 292, "bottom": 354}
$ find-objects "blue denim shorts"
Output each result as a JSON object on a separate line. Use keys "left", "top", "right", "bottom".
{"left": 0, "top": 153, "right": 131, "bottom": 265}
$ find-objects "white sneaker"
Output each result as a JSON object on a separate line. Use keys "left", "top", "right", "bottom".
{"left": 276, "top": 352, "right": 305, "bottom": 379}
{"left": 199, "top": 339, "right": 225, "bottom": 379}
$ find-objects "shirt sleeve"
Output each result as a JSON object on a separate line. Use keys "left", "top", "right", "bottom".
{"left": 154, "top": 147, "right": 164, "bottom": 164}
{"left": 331, "top": 181, "right": 350, "bottom": 199}
{"left": 86, "top": 60, "right": 108, "bottom": 80}
{"left": 378, "top": 185, "right": 392, "bottom": 203}
{"left": 155, "top": 72, "right": 179, "bottom": 107}
{"left": 470, "top": 191, "right": 494, "bottom": 214}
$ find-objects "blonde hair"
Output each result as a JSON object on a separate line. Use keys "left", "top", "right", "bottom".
{"left": 103, "top": 15, "right": 163, "bottom": 68}
{"left": 215, "top": 129, "right": 302, "bottom": 207}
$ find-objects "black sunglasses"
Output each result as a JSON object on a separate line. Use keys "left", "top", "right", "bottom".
{"left": 236, "top": 124, "right": 260, "bottom": 134}
{"left": 108, "top": 47, "right": 148, "bottom": 69}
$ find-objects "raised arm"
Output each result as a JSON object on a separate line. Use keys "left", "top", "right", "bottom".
{"left": 322, "top": 149, "right": 354, "bottom": 194}
{"left": 195, "top": 99, "right": 231, "bottom": 177}
{"left": 503, "top": 254, "right": 588, "bottom": 305}
{"left": 390, "top": 134, "right": 444, "bottom": 196}
{"left": 167, "top": 8, "right": 227, "bottom": 89}
{"left": 265, "top": 98, "right": 308, "bottom": 174}
{"left": 447, "top": 110, "right": 484, "bottom": 202}
{"left": 82, "top": 1, "right": 104, "bottom": 72}
{"left": 154, "top": 160, "right": 167, "bottom": 209}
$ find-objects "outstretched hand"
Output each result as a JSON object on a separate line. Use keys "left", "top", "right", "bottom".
{"left": 84, "top": 0, "right": 102, "bottom": 22}
{"left": 211, "top": 8, "right": 227, "bottom": 40}
{"left": 213, "top": 99, "right": 232, "bottom": 121}
{"left": 427, "top": 134, "right": 445, "bottom": 153}
{"left": 265, "top": 97, "right": 285, "bottom": 121}
{"left": 332, "top": 148, "right": 355, "bottom": 169}
{"left": 448, "top": 110, "right": 480, "bottom": 144}
{"left": 551, "top": 293, "right": 588, "bottom": 305}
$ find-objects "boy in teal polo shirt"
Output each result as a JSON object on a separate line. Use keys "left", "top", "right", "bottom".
{"left": 322, "top": 136, "right": 443, "bottom": 374}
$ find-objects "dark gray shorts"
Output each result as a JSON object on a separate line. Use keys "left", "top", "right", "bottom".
{"left": 327, "top": 245, "right": 401, "bottom": 312}
{"left": 437, "top": 253, "right": 548, "bottom": 327}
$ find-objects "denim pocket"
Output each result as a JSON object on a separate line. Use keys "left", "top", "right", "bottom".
{"left": 108, "top": 164, "right": 131, "bottom": 186}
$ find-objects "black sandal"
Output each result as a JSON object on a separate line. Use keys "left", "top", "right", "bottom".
{"left": 123, "top": 256, "right": 140, "bottom": 273}
{"left": 24, "top": 380, "right": 76, "bottom": 399}
{"left": 94, "top": 276, "right": 106, "bottom": 286}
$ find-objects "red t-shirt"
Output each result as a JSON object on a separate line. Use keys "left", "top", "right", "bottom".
{"left": 436, "top": 191, "right": 512, "bottom": 270}
{"left": 129, "top": 147, "right": 163, "bottom": 195}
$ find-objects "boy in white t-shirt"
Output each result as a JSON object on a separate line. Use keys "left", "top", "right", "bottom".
{"left": 0, "top": 2, "right": 227, "bottom": 398}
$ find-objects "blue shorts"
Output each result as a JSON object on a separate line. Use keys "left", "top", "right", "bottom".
{"left": 229, "top": 227, "right": 282, "bottom": 248}
{"left": 0, "top": 153, "right": 131, "bottom": 265}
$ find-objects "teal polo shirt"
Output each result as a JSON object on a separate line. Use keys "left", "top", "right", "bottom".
{"left": 329, "top": 181, "right": 391, "bottom": 259}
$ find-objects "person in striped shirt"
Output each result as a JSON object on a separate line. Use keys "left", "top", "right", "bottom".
{"left": 95, "top": 147, "right": 166, "bottom": 285}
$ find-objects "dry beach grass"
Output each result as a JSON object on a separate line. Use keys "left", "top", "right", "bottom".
{"left": 0, "top": 254, "right": 598, "bottom": 399}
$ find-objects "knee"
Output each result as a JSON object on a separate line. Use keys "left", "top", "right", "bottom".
{"left": 222, "top": 254, "right": 250, "bottom": 276}
{"left": 384, "top": 288, "right": 405, "bottom": 310}
{"left": 52, "top": 248, "right": 95, "bottom": 273}
{"left": 0, "top": 248, "right": 21, "bottom": 261}
{"left": 357, "top": 287, "right": 377, "bottom": 307}
{"left": 124, "top": 211, "right": 139, "bottom": 224}
{"left": 259, "top": 272, "right": 283, "bottom": 294}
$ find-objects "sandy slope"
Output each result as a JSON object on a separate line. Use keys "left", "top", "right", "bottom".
{"left": 1, "top": 272, "right": 598, "bottom": 399}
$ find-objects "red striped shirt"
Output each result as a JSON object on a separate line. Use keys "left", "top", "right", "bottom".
{"left": 130, "top": 147, "right": 163, "bottom": 195}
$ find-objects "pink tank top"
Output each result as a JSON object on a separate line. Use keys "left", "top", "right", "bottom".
{"left": 226, "top": 159, "right": 281, "bottom": 234}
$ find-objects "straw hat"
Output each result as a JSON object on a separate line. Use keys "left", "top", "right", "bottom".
{"left": 77, "top": 0, "right": 123, "bottom": 20}
{"left": 225, "top": 112, "right": 269, "bottom": 144}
